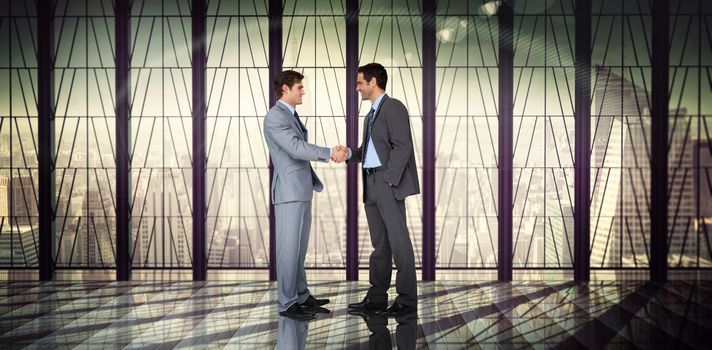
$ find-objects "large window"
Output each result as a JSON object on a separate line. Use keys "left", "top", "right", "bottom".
{"left": 0, "top": 0, "right": 39, "bottom": 268}
{"left": 667, "top": 0, "right": 712, "bottom": 268}
{"left": 358, "top": 0, "right": 423, "bottom": 269}
{"left": 589, "top": 0, "right": 652, "bottom": 270}
{"left": 130, "top": 0, "right": 193, "bottom": 268}
{"left": 283, "top": 0, "right": 347, "bottom": 268}
{"left": 511, "top": 1, "right": 575, "bottom": 271}
{"left": 204, "top": 1, "right": 270, "bottom": 268}
{"left": 435, "top": 0, "right": 499, "bottom": 269}
{"left": 53, "top": 0, "right": 116, "bottom": 268}
{"left": 2, "top": 0, "right": 711, "bottom": 279}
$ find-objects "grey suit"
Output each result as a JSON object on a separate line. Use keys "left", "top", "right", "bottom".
{"left": 264, "top": 101, "right": 330, "bottom": 312}
{"left": 348, "top": 94, "right": 420, "bottom": 307}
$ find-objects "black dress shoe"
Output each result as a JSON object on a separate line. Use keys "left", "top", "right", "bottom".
{"left": 300, "top": 295, "right": 330, "bottom": 307}
{"left": 279, "top": 303, "right": 315, "bottom": 320}
{"left": 376, "top": 302, "right": 416, "bottom": 317}
{"left": 348, "top": 297, "right": 387, "bottom": 312}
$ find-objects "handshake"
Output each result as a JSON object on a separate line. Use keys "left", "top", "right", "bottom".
{"left": 330, "top": 145, "right": 349, "bottom": 163}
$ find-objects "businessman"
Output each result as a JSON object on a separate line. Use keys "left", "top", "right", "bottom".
{"left": 264, "top": 70, "right": 348, "bottom": 320}
{"left": 345, "top": 63, "right": 420, "bottom": 317}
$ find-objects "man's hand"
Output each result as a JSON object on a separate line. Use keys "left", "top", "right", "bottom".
{"left": 331, "top": 145, "right": 348, "bottom": 163}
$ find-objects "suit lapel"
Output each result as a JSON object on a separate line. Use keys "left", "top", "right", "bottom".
{"left": 372, "top": 94, "right": 388, "bottom": 123}
{"left": 361, "top": 94, "right": 389, "bottom": 146}
{"left": 361, "top": 112, "right": 369, "bottom": 146}
{"left": 276, "top": 102, "right": 307, "bottom": 140}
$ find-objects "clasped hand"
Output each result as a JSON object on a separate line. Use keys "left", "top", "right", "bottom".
{"left": 330, "top": 145, "right": 349, "bottom": 163}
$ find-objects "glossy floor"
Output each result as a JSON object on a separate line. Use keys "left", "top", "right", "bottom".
{"left": 0, "top": 280, "right": 710, "bottom": 349}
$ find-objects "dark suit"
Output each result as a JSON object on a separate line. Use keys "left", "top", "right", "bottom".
{"left": 348, "top": 94, "right": 420, "bottom": 307}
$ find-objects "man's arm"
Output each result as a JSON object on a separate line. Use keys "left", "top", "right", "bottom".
{"left": 382, "top": 101, "right": 413, "bottom": 186}
{"left": 346, "top": 146, "right": 362, "bottom": 163}
{"left": 265, "top": 116, "right": 330, "bottom": 162}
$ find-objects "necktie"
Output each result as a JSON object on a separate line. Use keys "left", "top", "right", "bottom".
{"left": 294, "top": 111, "right": 306, "bottom": 133}
{"left": 363, "top": 108, "right": 376, "bottom": 160}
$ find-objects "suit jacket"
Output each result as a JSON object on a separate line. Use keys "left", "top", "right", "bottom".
{"left": 348, "top": 94, "right": 420, "bottom": 202}
{"left": 264, "top": 102, "right": 330, "bottom": 204}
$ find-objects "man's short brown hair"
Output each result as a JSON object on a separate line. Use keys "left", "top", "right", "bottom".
{"left": 273, "top": 70, "right": 304, "bottom": 98}
{"left": 358, "top": 63, "right": 387, "bottom": 90}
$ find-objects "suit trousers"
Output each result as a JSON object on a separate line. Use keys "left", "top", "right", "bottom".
{"left": 275, "top": 200, "right": 312, "bottom": 311}
{"left": 364, "top": 171, "right": 417, "bottom": 307}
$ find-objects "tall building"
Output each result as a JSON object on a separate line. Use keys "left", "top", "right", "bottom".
{"left": 591, "top": 67, "right": 711, "bottom": 270}
{"left": 131, "top": 191, "right": 159, "bottom": 267}
{"left": 546, "top": 202, "right": 574, "bottom": 268}
{"left": 691, "top": 140, "right": 712, "bottom": 267}
{"left": 170, "top": 210, "right": 189, "bottom": 268}
{"left": 132, "top": 186, "right": 193, "bottom": 268}
{"left": 0, "top": 135, "right": 9, "bottom": 167}
{"left": 0, "top": 225, "right": 38, "bottom": 267}
{"left": 0, "top": 176, "right": 8, "bottom": 219}
{"left": 0, "top": 175, "right": 37, "bottom": 226}
{"left": 206, "top": 229, "right": 235, "bottom": 266}
{"left": 695, "top": 140, "right": 712, "bottom": 218}
{"left": 84, "top": 191, "right": 115, "bottom": 266}
{"left": 590, "top": 67, "right": 650, "bottom": 269}
{"left": 667, "top": 111, "right": 701, "bottom": 267}
{"left": 237, "top": 228, "right": 260, "bottom": 267}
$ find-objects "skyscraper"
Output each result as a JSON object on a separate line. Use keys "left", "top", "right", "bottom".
{"left": 590, "top": 66, "right": 650, "bottom": 269}
{"left": 0, "top": 176, "right": 8, "bottom": 219}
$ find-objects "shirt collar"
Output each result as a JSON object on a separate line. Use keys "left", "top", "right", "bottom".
{"left": 371, "top": 92, "right": 386, "bottom": 112}
{"left": 278, "top": 99, "right": 296, "bottom": 116}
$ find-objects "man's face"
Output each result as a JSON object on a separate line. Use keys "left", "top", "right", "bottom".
{"left": 356, "top": 72, "right": 374, "bottom": 100}
{"left": 282, "top": 81, "right": 305, "bottom": 105}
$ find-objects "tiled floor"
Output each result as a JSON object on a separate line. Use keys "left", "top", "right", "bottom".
{"left": 0, "top": 280, "right": 710, "bottom": 349}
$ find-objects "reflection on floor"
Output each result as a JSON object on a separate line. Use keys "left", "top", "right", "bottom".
{"left": 0, "top": 280, "right": 710, "bottom": 349}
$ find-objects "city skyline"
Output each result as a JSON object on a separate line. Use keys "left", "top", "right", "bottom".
{"left": 1, "top": 0, "right": 710, "bottom": 273}
{"left": 2, "top": 65, "right": 710, "bottom": 269}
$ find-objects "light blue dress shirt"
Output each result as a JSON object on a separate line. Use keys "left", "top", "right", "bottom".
{"left": 278, "top": 99, "right": 296, "bottom": 116}
{"left": 347, "top": 93, "right": 385, "bottom": 168}
{"left": 362, "top": 93, "right": 385, "bottom": 168}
